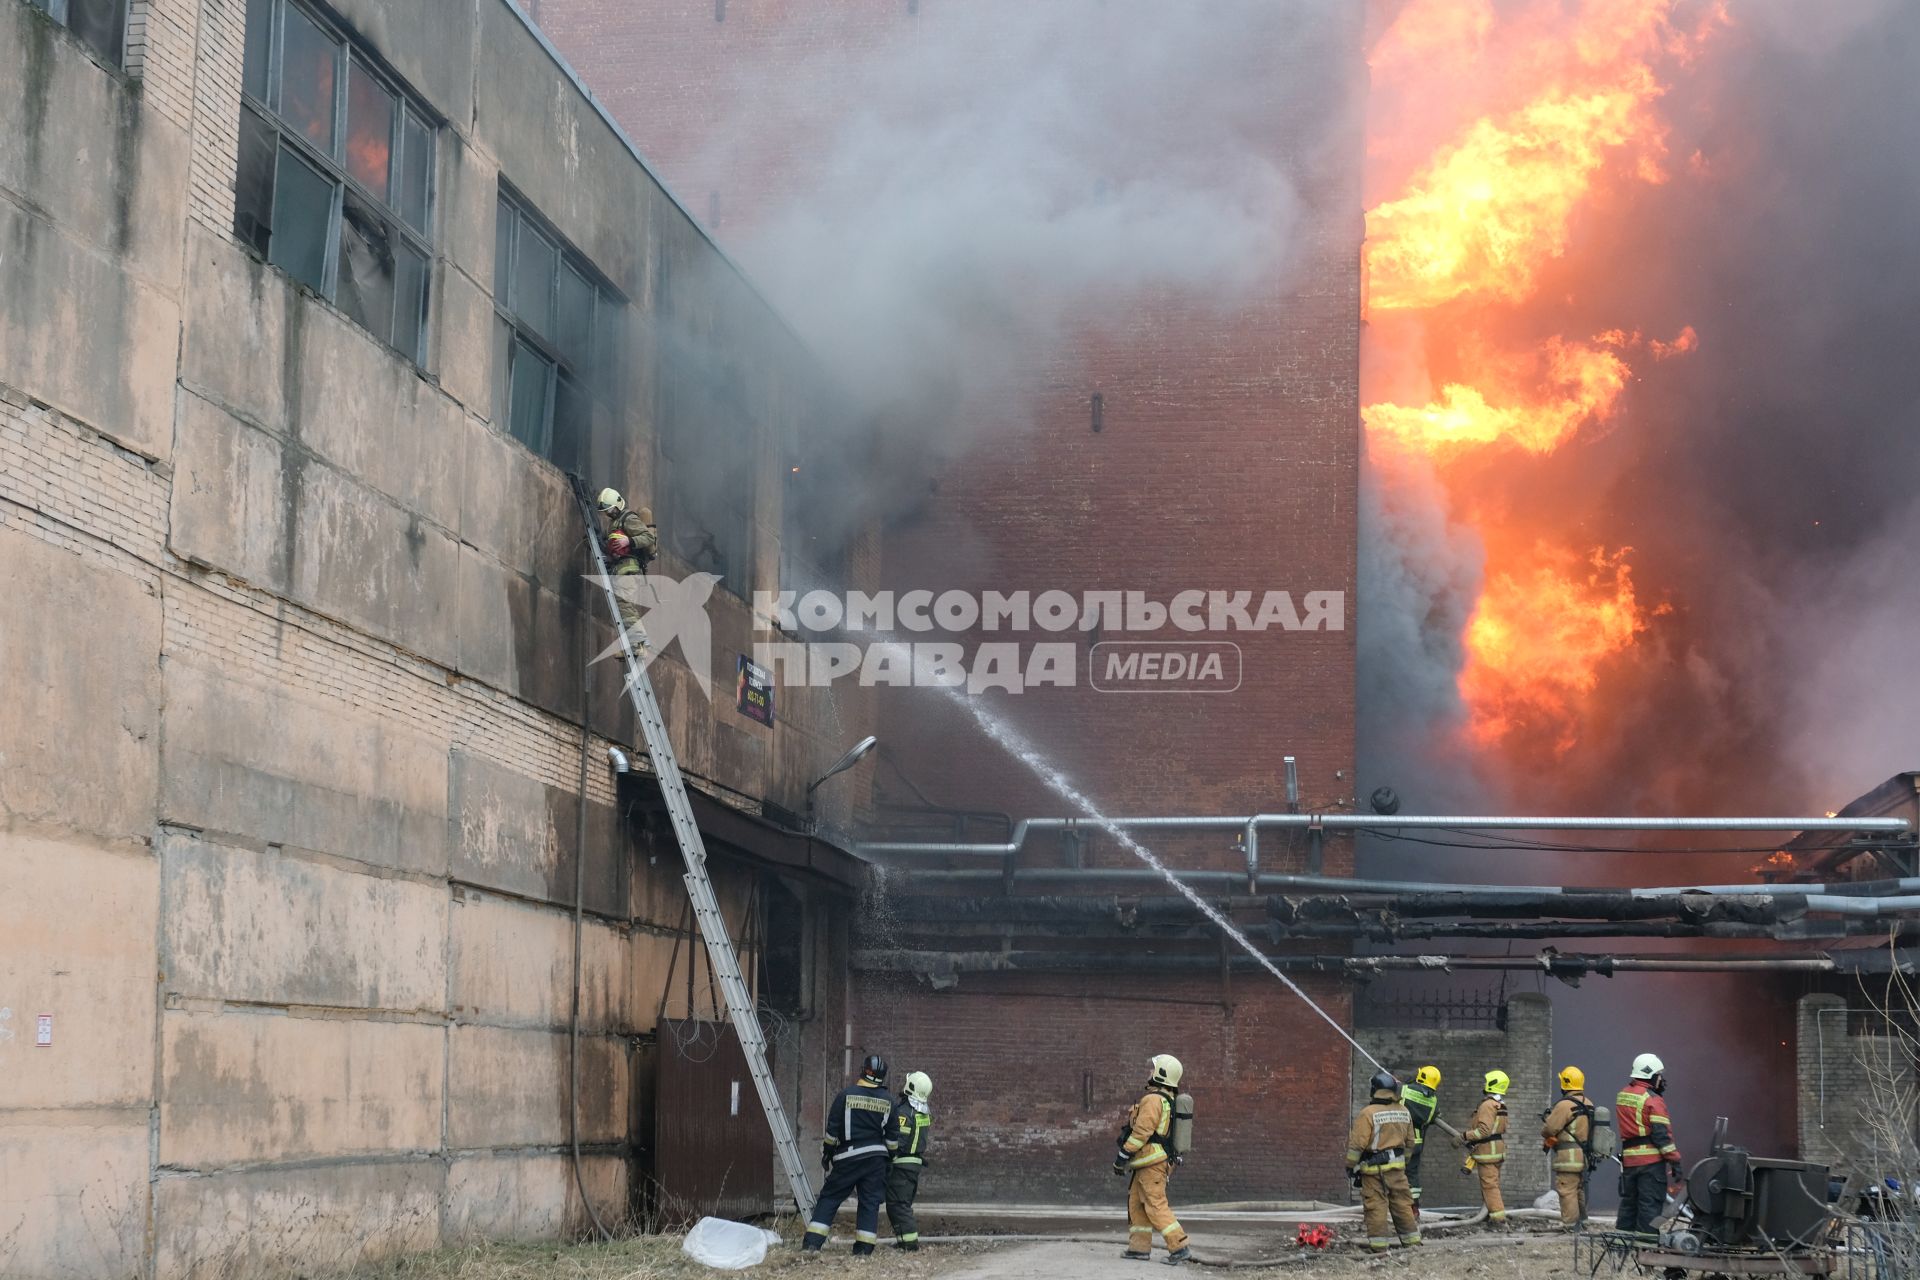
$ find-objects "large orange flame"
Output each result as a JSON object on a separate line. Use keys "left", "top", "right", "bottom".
{"left": 1363, "top": 0, "right": 1719, "bottom": 757}
{"left": 1461, "top": 548, "right": 1660, "bottom": 757}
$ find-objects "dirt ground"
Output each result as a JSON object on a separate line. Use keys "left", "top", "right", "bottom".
{"left": 356, "top": 1223, "right": 1580, "bottom": 1280}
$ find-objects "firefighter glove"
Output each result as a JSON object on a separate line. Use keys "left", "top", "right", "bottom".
{"left": 820, "top": 1148, "right": 833, "bottom": 1174}
{"left": 1111, "top": 1153, "right": 1130, "bottom": 1176}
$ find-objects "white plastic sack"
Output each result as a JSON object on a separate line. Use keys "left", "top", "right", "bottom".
{"left": 681, "top": 1217, "right": 784, "bottom": 1270}
{"left": 1533, "top": 1189, "right": 1561, "bottom": 1213}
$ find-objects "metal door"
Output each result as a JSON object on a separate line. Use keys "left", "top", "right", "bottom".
{"left": 654, "top": 1019, "right": 776, "bottom": 1219}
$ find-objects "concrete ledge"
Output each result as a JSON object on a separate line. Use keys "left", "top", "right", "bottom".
{"left": 450, "top": 891, "right": 631, "bottom": 1033}
{"left": 151, "top": 1159, "right": 443, "bottom": 1280}
{"left": 160, "top": 661, "right": 449, "bottom": 878}
{"left": 444, "top": 1151, "right": 628, "bottom": 1241}
{"left": 160, "top": 831, "right": 447, "bottom": 1011}
{"left": 0, "top": 530, "right": 161, "bottom": 843}
{"left": 0, "top": 835, "right": 158, "bottom": 1109}
{"left": 0, "top": 1112, "right": 150, "bottom": 1279}
{"left": 447, "top": 1025, "right": 628, "bottom": 1149}
{"left": 160, "top": 1008, "right": 444, "bottom": 1169}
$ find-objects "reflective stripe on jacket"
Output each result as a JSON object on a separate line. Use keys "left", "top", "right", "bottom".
{"left": 889, "top": 1102, "right": 932, "bottom": 1166}
{"left": 1400, "top": 1082, "right": 1439, "bottom": 1148}
{"left": 824, "top": 1080, "right": 896, "bottom": 1163}
{"left": 1542, "top": 1094, "right": 1592, "bottom": 1173}
{"left": 1346, "top": 1099, "right": 1414, "bottom": 1171}
{"left": 1122, "top": 1089, "right": 1174, "bottom": 1169}
{"left": 1616, "top": 1082, "right": 1679, "bottom": 1168}
{"left": 1463, "top": 1096, "right": 1508, "bottom": 1164}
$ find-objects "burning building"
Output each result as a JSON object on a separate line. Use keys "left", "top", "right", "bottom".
{"left": 0, "top": 0, "right": 884, "bottom": 1272}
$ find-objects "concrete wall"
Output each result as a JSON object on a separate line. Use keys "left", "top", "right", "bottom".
{"left": 1348, "top": 993, "right": 1555, "bottom": 1210}
{"left": 0, "top": 1, "right": 871, "bottom": 1274}
{"left": 1796, "top": 993, "right": 1920, "bottom": 1180}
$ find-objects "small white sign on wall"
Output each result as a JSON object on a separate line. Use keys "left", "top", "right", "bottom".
{"left": 35, "top": 1014, "right": 52, "bottom": 1048}
{"left": 730, "top": 1081, "right": 741, "bottom": 1117}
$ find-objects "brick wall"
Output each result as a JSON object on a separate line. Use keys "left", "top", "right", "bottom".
{"left": 1347, "top": 993, "right": 1556, "bottom": 1210}
{"left": 1796, "top": 993, "right": 1920, "bottom": 1180}
{"left": 850, "top": 972, "right": 1357, "bottom": 1204}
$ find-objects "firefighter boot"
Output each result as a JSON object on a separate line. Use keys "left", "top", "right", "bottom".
{"left": 1165, "top": 1246, "right": 1193, "bottom": 1266}
{"left": 1122, "top": 1250, "right": 1153, "bottom": 1261}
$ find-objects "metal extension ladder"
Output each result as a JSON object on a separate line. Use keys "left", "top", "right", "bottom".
{"left": 567, "top": 476, "right": 815, "bottom": 1214}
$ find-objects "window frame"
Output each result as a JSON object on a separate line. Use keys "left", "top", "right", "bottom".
{"left": 28, "top": 0, "right": 127, "bottom": 68}
{"left": 236, "top": 0, "right": 436, "bottom": 365}
{"left": 492, "top": 185, "right": 621, "bottom": 465}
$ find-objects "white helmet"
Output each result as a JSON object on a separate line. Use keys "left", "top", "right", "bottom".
{"left": 1150, "top": 1054, "right": 1183, "bottom": 1089}
{"left": 596, "top": 487, "right": 625, "bottom": 516}
{"left": 904, "top": 1071, "right": 932, "bottom": 1103}
{"left": 1631, "top": 1053, "right": 1665, "bottom": 1081}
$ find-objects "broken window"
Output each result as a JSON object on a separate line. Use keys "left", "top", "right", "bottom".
{"left": 28, "top": 0, "right": 127, "bottom": 67}
{"left": 234, "top": 0, "right": 435, "bottom": 365}
{"left": 492, "top": 188, "right": 622, "bottom": 470}
{"left": 660, "top": 350, "right": 755, "bottom": 593}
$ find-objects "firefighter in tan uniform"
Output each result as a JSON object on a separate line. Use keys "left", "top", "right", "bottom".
{"left": 1461, "top": 1069, "right": 1511, "bottom": 1225}
{"left": 1113, "top": 1054, "right": 1191, "bottom": 1265}
{"left": 594, "top": 488, "right": 657, "bottom": 632}
{"left": 1346, "top": 1071, "right": 1423, "bottom": 1251}
{"left": 1540, "top": 1066, "right": 1594, "bottom": 1228}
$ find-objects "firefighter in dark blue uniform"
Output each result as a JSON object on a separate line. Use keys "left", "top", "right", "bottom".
{"left": 803, "top": 1054, "right": 897, "bottom": 1255}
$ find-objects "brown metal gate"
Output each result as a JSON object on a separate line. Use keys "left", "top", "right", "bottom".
{"left": 654, "top": 1019, "right": 776, "bottom": 1220}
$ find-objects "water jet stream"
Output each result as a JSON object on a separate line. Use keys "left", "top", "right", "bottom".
{"left": 894, "top": 654, "right": 1388, "bottom": 1072}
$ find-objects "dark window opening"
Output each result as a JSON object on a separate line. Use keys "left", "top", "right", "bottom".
{"left": 661, "top": 356, "right": 754, "bottom": 593}
{"left": 234, "top": 0, "right": 434, "bottom": 365}
{"left": 30, "top": 0, "right": 126, "bottom": 68}
{"left": 492, "top": 188, "right": 622, "bottom": 471}
{"left": 758, "top": 878, "right": 810, "bottom": 1017}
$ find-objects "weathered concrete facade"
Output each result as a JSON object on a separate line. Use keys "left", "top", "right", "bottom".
{"left": 0, "top": 2, "right": 873, "bottom": 1275}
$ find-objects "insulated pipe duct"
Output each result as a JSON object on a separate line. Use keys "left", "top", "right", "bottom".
{"left": 888, "top": 869, "right": 1920, "bottom": 914}
{"left": 858, "top": 811, "right": 1909, "bottom": 856}
{"left": 860, "top": 812, "right": 1910, "bottom": 893}
{"left": 851, "top": 949, "right": 1867, "bottom": 977}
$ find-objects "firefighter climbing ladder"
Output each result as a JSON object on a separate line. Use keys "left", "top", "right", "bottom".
{"left": 567, "top": 476, "right": 815, "bottom": 1214}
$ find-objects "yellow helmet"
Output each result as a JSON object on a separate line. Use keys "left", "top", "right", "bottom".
{"left": 1415, "top": 1065, "right": 1441, "bottom": 1089}
{"left": 596, "top": 487, "right": 625, "bottom": 516}
{"left": 1149, "top": 1054, "right": 1183, "bottom": 1089}
{"left": 1483, "top": 1069, "right": 1510, "bottom": 1096}
{"left": 1559, "top": 1065, "right": 1585, "bottom": 1092}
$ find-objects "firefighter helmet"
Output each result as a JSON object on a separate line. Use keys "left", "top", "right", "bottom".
{"left": 1559, "top": 1065, "right": 1586, "bottom": 1092}
{"left": 1149, "top": 1054, "right": 1183, "bottom": 1089}
{"left": 904, "top": 1071, "right": 932, "bottom": 1103}
{"left": 861, "top": 1054, "right": 888, "bottom": 1083}
{"left": 1630, "top": 1053, "right": 1665, "bottom": 1081}
{"left": 1483, "top": 1070, "right": 1511, "bottom": 1096}
{"left": 1370, "top": 1070, "right": 1399, "bottom": 1097}
{"left": 1415, "top": 1065, "right": 1442, "bottom": 1089}
{"left": 596, "top": 487, "right": 626, "bottom": 517}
